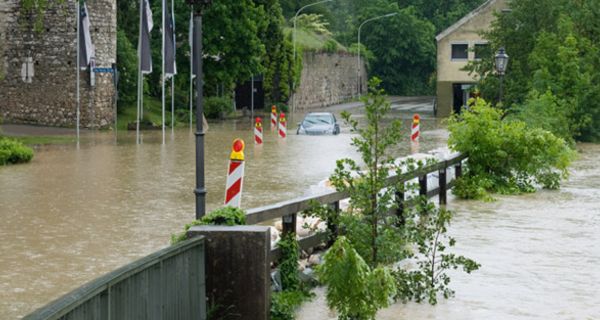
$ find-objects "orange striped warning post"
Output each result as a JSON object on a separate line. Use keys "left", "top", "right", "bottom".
{"left": 278, "top": 112, "right": 287, "bottom": 138}
{"left": 254, "top": 117, "right": 263, "bottom": 145}
{"left": 411, "top": 114, "right": 420, "bottom": 142}
{"left": 271, "top": 105, "right": 277, "bottom": 130}
{"left": 224, "top": 139, "right": 245, "bottom": 207}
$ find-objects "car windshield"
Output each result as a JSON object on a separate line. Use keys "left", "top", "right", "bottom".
{"left": 303, "top": 114, "right": 333, "bottom": 126}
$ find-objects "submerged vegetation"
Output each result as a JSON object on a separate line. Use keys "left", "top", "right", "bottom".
{"left": 448, "top": 98, "right": 575, "bottom": 200}
{"left": 302, "top": 79, "right": 479, "bottom": 319}
{"left": 0, "top": 137, "right": 34, "bottom": 165}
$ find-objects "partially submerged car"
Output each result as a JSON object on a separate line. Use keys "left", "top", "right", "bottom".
{"left": 296, "top": 112, "right": 340, "bottom": 135}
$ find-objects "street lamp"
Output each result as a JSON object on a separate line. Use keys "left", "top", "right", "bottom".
{"left": 494, "top": 47, "right": 509, "bottom": 104}
{"left": 188, "top": 0, "right": 212, "bottom": 219}
{"left": 357, "top": 12, "right": 397, "bottom": 98}
{"left": 292, "top": 0, "right": 333, "bottom": 114}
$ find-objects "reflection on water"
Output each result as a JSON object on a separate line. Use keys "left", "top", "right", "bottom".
{"left": 297, "top": 144, "right": 600, "bottom": 320}
{"left": 0, "top": 108, "right": 446, "bottom": 318}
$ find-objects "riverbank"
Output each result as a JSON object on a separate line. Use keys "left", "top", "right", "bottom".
{"left": 296, "top": 143, "right": 600, "bottom": 319}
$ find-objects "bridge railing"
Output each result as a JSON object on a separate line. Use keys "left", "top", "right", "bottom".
{"left": 23, "top": 236, "right": 206, "bottom": 320}
{"left": 244, "top": 153, "right": 468, "bottom": 262}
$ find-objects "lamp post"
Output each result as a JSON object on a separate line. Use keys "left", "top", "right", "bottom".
{"left": 494, "top": 47, "right": 509, "bottom": 104}
{"left": 292, "top": 0, "right": 333, "bottom": 114}
{"left": 357, "top": 12, "right": 397, "bottom": 98}
{"left": 188, "top": 0, "right": 212, "bottom": 219}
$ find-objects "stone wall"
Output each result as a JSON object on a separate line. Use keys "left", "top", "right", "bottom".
{"left": 292, "top": 51, "right": 367, "bottom": 110}
{"left": 0, "top": 0, "right": 116, "bottom": 128}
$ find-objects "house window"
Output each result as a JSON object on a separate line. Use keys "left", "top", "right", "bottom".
{"left": 451, "top": 43, "right": 468, "bottom": 60}
{"left": 474, "top": 43, "right": 490, "bottom": 60}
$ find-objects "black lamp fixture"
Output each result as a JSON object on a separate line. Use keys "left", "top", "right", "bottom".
{"left": 494, "top": 47, "right": 509, "bottom": 104}
{"left": 495, "top": 47, "right": 509, "bottom": 76}
{"left": 188, "top": 0, "right": 212, "bottom": 219}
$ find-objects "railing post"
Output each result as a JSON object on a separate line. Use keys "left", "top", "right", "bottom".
{"left": 419, "top": 175, "right": 428, "bottom": 197}
{"left": 327, "top": 201, "right": 340, "bottom": 246}
{"left": 439, "top": 167, "right": 447, "bottom": 205}
{"left": 282, "top": 213, "right": 297, "bottom": 236}
{"left": 455, "top": 162, "right": 462, "bottom": 179}
{"left": 395, "top": 189, "right": 405, "bottom": 226}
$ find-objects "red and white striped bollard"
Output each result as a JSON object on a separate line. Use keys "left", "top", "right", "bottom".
{"left": 411, "top": 114, "right": 420, "bottom": 142}
{"left": 271, "top": 105, "right": 277, "bottom": 130}
{"left": 278, "top": 112, "right": 287, "bottom": 138}
{"left": 224, "top": 139, "right": 245, "bottom": 208}
{"left": 254, "top": 117, "right": 263, "bottom": 145}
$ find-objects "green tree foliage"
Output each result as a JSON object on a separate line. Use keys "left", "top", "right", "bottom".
{"left": 317, "top": 236, "right": 396, "bottom": 320}
{"left": 116, "top": 29, "right": 138, "bottom": 107}
{"left": 448, "top": 98, "right": 575, "bottom": 199}
{"left": 393, "top": 199, "right": 480, "bottom": 305}
{"left": 170, "top": 206, "right": 246, "bottom": 244}
{"left": 330, "top": 78, "right": 403, "bottom": 267}
{"left": 262, "top": 2, "right": 300, "bottom": 105}
{"left": 0, "top": 137, "right": 34, "bottom": 165}
{"left": 467, "top": 0, "right": 600, "bottom": 141}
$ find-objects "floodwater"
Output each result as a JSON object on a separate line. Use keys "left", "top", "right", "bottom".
{"left": 297, "top": 143, "right": 600, "bottom": 319}
{"left": 0, "top": 101, "right": 446, "bottom": 318}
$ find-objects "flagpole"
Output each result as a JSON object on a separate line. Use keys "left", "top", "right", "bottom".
{"left": 189, "top": 10, "right": 193, "bottom": 130}
{"left": 136, "top": 0, "right": 143, "bottom": 144}
{"left": 76, "top": 1, "right": 80, "bottom": 142}
{"left": 161, "top": 0, "right": 166, "bottom": 145}
{"left": 171, "top": 0, "right": 175, "bottom": 132}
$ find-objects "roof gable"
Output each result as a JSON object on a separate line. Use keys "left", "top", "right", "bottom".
{"left": 435, "top": 0, "right": 500, "bottom": 42}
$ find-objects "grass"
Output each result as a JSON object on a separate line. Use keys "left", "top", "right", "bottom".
{"left": 283, "top": 27, "right": 347, "bottom": 52}
{"left": 117, "top": 95, "right": 183, "bottom": 131}
{"left": 12, "top": 136, "right": 76, "bottom": 145}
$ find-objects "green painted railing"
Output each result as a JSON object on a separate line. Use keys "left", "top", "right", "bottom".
{"left": 24, "top": 237, "right": 206, "bottom": 320}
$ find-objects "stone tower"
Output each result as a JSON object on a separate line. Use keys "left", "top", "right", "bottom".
{"left": 0, "top": 0, "right": 116, "bottom": 129}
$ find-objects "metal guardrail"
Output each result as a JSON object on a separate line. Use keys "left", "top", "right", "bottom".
{"left": 24, "top": 237, "right": 206, "bottom": 320}
{"left": 248, "top": 153, "right": 468, "bottom": 262}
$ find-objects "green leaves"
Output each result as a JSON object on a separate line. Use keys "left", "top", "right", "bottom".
{"left": 317, "top": 237, "right": 396, "bottom": 320}
{"left": 0, "top": 137, "right": 34, "bottom": 166}
{"left": 448, "top": 98, "right": 575, "bottom": 199}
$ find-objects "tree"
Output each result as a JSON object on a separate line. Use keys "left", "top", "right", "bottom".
{"left": 466, "top": 0, "right": 600, "bottom": 141}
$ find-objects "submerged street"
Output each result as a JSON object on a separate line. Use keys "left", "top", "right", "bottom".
{"left": 2, "top": 100, "right": 599, "bottom": 319}
{"left": 0, "top": 100, "right": 447, "bottom": 318}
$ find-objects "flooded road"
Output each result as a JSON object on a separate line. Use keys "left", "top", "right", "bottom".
{"left": 297, "top": 143, "right": 600, "bottom": 319}
{"left": 0, "top": 102, "right": 446, "bottom": 318}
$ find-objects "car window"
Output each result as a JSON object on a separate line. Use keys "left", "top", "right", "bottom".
{"left": 304, "top": 114, "right": 333, "bottom": 125}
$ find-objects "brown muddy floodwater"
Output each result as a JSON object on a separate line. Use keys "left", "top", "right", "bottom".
{"left": 0, "top": 106, "right": 448, "bottom": 318}
{"left": 297, "top": 143, "right": 600, "bottom": 320}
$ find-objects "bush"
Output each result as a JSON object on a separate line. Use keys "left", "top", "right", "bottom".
{"left": 323, "top": 39, "right": 338, "bottom": 53}
{"left": 448, "top": 98, "right": 575, "bottom": 199}
{"left": 204, "top": 96, "right": 233, "bottom": 119}
{"left": 271, "top": 290, "right": 310, "bottom": 320}
{"left": 170, "top": 206, "right": 246, "bottom": 244}
{"left": 0, "top": 137, "right": 34, "bottom": 165}
{"left": 317, "top": 237, "right": 396, "bottom": 320}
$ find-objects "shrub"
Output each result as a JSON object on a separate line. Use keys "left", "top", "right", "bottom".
{"left": 448, "top": 97, "right": 575, "bottom": 199}
{"left": 323, "top": 39, "right": 338, "bottom": 53}
{"left": 204, "top": 96, "right": 233, "bottom": 119}
{"left": 0, "top": 137, "right": 34, "bottom": 165}
{"left": 170, "top": 206, "right": 246, "bottom": 244}
{"left": 317, "top": 236, "right": 396, "bottom": 320}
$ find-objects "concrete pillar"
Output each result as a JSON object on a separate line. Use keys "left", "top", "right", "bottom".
{"left": 187, "top": 225, "right": 271, "bottom": 320}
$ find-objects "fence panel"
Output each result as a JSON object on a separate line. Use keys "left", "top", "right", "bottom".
{"left": 24, "top": 237, "right": 206, "bottom": 320}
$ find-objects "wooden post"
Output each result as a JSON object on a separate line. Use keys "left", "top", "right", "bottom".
{"left": 187, "top": 226, "right": 271, "bottom": 320}
{"left": 282, "top": 213, "right": 297, "bottom": 236}
{"left": 419, "top": 175, "right": 427, "bottom": 197}
{"left": 455, "top": 162, "right": 462, "bottom": 179}
{"left": 327, "top": 201, "right": 340, "bottom": 246}
{"left": 439, "top": 167, "right": 447, "bottom": 205}
{"left": 395, "top": 190, "right": 405, "bottom": 226}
